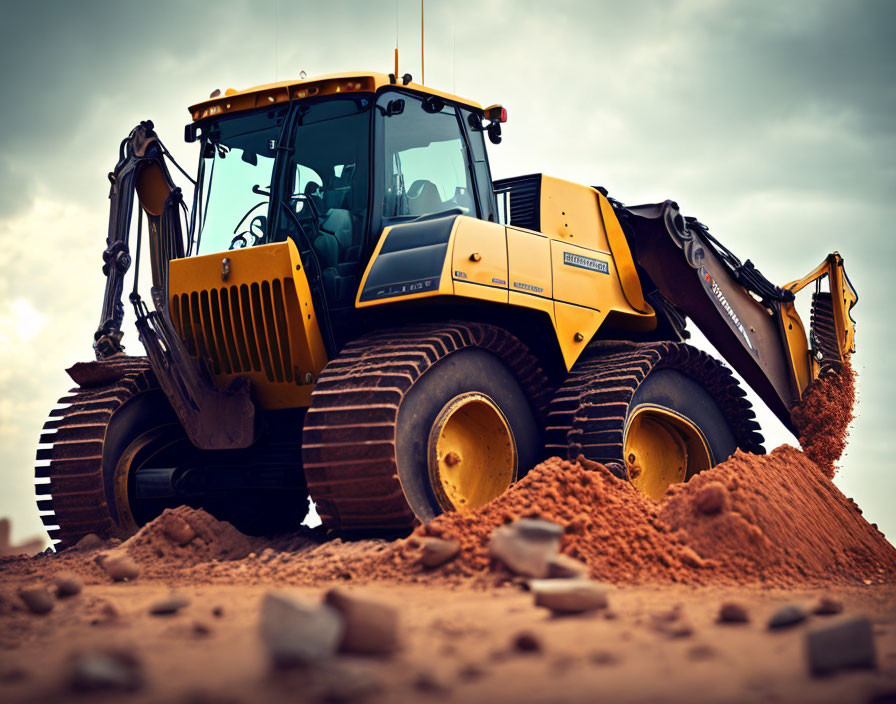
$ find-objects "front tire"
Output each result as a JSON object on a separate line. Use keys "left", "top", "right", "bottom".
{"left": 395, "top": 347, "right": 542, "bottom": 522}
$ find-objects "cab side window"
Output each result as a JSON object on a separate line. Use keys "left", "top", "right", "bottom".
{"left": 380, "top": 94, "right": 476, "bottom": 220}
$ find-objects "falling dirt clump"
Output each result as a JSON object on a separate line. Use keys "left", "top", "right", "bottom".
{"left": 121, "top": 506, "right": 252, "bottom": 570}
{"left": 791, "top": 361, "right": 855, "bottom": 478}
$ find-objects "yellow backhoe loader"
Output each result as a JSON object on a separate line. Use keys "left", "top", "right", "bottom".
{"left": 35, "top": 72, "right": 857, "bottom": 546}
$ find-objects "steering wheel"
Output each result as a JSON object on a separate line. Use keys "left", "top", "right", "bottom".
{"left": 229, "top": 215, "right": 266, "bottom": 250}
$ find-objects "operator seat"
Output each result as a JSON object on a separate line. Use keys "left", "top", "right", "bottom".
{"left": 312, "top": 173, "right": 360, "bottom": 305}
{"left": 406, "top": 180, "right": 442, "bottom": 216}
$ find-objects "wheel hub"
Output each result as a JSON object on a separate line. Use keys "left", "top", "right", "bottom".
{"left": 427, "top": 393, "right": 518, "bottom": 512}
{"left": 623, "top": 404, "right": 712, "bottom": 500}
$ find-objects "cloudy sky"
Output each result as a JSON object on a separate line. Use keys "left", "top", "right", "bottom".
{"left": 1, "top": 0, "right": 893, "bottom": 545}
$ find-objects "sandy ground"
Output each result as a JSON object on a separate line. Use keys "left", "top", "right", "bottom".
{"left": 1, "top": 572, "right": 895, "bottom": 704}
{"left": 3, "top": 363, "right": 892, "bottom": 702}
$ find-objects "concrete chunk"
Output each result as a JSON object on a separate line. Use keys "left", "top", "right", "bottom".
{"left": 531, "top": 579, "right": 609, "bottom": 614}
{"left": 19, "top": 586, "right": 54, "bottom": 614}
{"left": 260, "top": 592, "right": 344, "bottom": 667}
{"left": 419, "top": 537, "right": 460, "bottom": 568}
{"left": 489, "top": 519, "right": 563, "bottom": 577}
{"left": 546, "top": 554, "right": 589, "bottom": 579}
{"left": 324, "top": 588, "right": 400, "bottom": 656}
{"left": 768, "top": 604, "right": 807, "bottom": 629}
{"left": 807, "top": 615, "right": 876, "bottom": 676}
{"left": 98, "top": 552, "right": 139, "bottom": 582}
{"left": 54, "top": 573, "right": 83, "bottom": 598}
{"left": 69, "top": 651, "right": 143, "bottom": 692}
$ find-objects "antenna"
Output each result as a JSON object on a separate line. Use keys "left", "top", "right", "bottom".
{"left": 394, "top": 0, "right": 399, "bottom": 79}
{"left": 421, "top": 0, "right": 425, "bottom": 85}
{"left": 452, "top": 20, "right": 456, "bottom": 94}
{"left": 274, "top": 0, "right": 279, "bottom": 81}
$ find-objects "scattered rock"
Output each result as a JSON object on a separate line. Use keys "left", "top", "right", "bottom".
{"left": 324, "top": 588, "right": 400, "bottom": 656}
{"left": 99, "top": 552, "right": 140, "bottom": 582}
{"left": 419, "top": 537, "right": 460, "bottom": 568}
{"left": 73, "top": 533, "right": 105, "bottom": 552}
{"left": 489, "top": 518, "right": 563, "bottom": 578}
{"left": 654, "top": 620, "right": 694, "bottom": 639}
{"left": 694, "top": 482, "right": 728, "bottom": 515}
{"left": 160, "top": 511, "right": 197, "bottom": 546}
{"left": 193, "top": 621, "right": 211, "bottom": 637}
{"left": 589, "top": 650, "right": 619, "bottom": 666}
{"left": 54, "top": 573, "right": 83, "bottom": 598}
{"left": 687, "top": 644, "right": 717, "bottom": 661}
{"left": 807, "top": 615, "right": 876, "bottom": 676}
{"left": 457, "top": 663, "right": 485, "bottom": 681}
{"left": 18, "top": 586, "right": 53, "bottom": 614}
{"left": 212, "top": 606, "right": 224, "bottom": 618}
{"left": 513, "top": 631, "right": 542, "bottom": 653}
{"left": 316, "top": 662, "right": 384, "bottom": 702}
{"left": 149, "top": 594, "right": 190, "bottom": 616}
{"left": 546, "top": 553, "right": 589, "bottom": 579}
{"left": 69, "top": 650, "right": 143, "bottom": 692}
{"left": 813, "top": 596, "right": 844, "bottom": 616}
{"left": 413, "top": 669, "right": 451, "bottom": 694}
{"left": 89, "top": 600, "right": 119, "bottom": 626}
{"left": 0, "top": 666, "right": 28, "bottom": 683}
{"left": 678, "top": 546, "right": 706, "bottom": 568}
{"left": 718, "top": 601, "right": 750, "bottom": 624}
{"left": 531, "top": 579, "right": 609, "bottom": 614}
{"left": 260, "top": 592, "right": 343, "bottom": 667}
{"left": 768, "top": 604, "right": 808, "bottom": 630}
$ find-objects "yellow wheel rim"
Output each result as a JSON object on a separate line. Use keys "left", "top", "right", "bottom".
{"left": 427, "top": 393, "right": 517, "bottom": 513}
{"left": 112, "top": 425, "right": 181, "bottom": 533}
{"left": 623, "top": 404, "right": 712, "bottom": 500}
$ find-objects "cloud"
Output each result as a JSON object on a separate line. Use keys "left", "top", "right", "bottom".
{"left": 0, "top": 0, "right": 893, "bottom": 544}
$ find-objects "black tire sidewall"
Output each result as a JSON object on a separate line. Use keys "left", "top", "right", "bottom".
{"left": 395, "top": 347, "right": 542, "bottom": 523}
{"left": 627, "top": 368, "right": 738, "bottom": 471}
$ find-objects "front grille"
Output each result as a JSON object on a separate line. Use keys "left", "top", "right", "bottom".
{"left": 171, "top": 278, "right": 298, "bottom": 384}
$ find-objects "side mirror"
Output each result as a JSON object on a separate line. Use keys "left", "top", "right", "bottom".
{"left": 385, "top": 99, "right": 405, "bottom": 117}
{"left": 422, "top": 95, "right": 445, "bottom": 114}
{"left": 487, "top": 122, "right": 502, "bottom": 145}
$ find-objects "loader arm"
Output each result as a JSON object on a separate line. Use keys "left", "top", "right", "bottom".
{"left": 617, "top": 200, "right": 856, "bottom": 432}
{"left": 90, "top": 121, "right": 257, "bottom": 450}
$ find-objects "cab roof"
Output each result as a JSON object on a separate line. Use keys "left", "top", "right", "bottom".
{"left": 188, "top": 71, "right": 483, "bottom": 122}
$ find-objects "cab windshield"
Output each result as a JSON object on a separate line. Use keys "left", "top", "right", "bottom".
{"left": 195, "top": 107, "right": 286, "bottom": 255}
{"left": 193, "top": 96, "right": 372, "bottom": 283}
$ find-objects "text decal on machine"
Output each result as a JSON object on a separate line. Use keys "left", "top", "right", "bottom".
{"left": 563, "top": 251, "right": 609, "bottom": 275}
{"left": 701, "top": 267, "right": 755, "bottom": 352}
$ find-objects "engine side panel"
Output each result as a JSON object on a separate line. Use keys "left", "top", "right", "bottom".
{"left": 356, "top": 213, "right": 654, "bottom": 370}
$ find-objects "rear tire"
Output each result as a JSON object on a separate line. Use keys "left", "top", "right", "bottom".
{"left": 545, "top": 342, "right": 764, "bottom": 499}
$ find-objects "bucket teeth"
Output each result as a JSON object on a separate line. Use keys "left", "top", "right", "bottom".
{"left": 810, "top": 291, "right": 842, "bottom": 371}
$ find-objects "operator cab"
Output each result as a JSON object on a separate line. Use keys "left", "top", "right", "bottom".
{"left": 188, "top": 74, "right": 499, "bottom": 344}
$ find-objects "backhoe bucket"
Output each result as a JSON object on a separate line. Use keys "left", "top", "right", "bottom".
{"left": 780, "top": 253, "right": 857, "bottom": 394}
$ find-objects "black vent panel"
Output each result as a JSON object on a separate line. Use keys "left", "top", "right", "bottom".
{"left": 494, "top": 174, "right": 542, "bottom": 232}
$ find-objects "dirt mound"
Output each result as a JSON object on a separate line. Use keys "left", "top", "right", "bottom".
{"left": 792, "top": 362, "right": 856, "bottom": 478}
{"left": 660, "top": 446, "right": 895, "bottom": 585}
{"left": 384, "top": 446, "right": 896, "bottom": 587}
{"left": 397, "top": 457, "right": 701, "bottom": 584}
{"left": 121, "top": 506, "right": 252, "bottom": 568}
